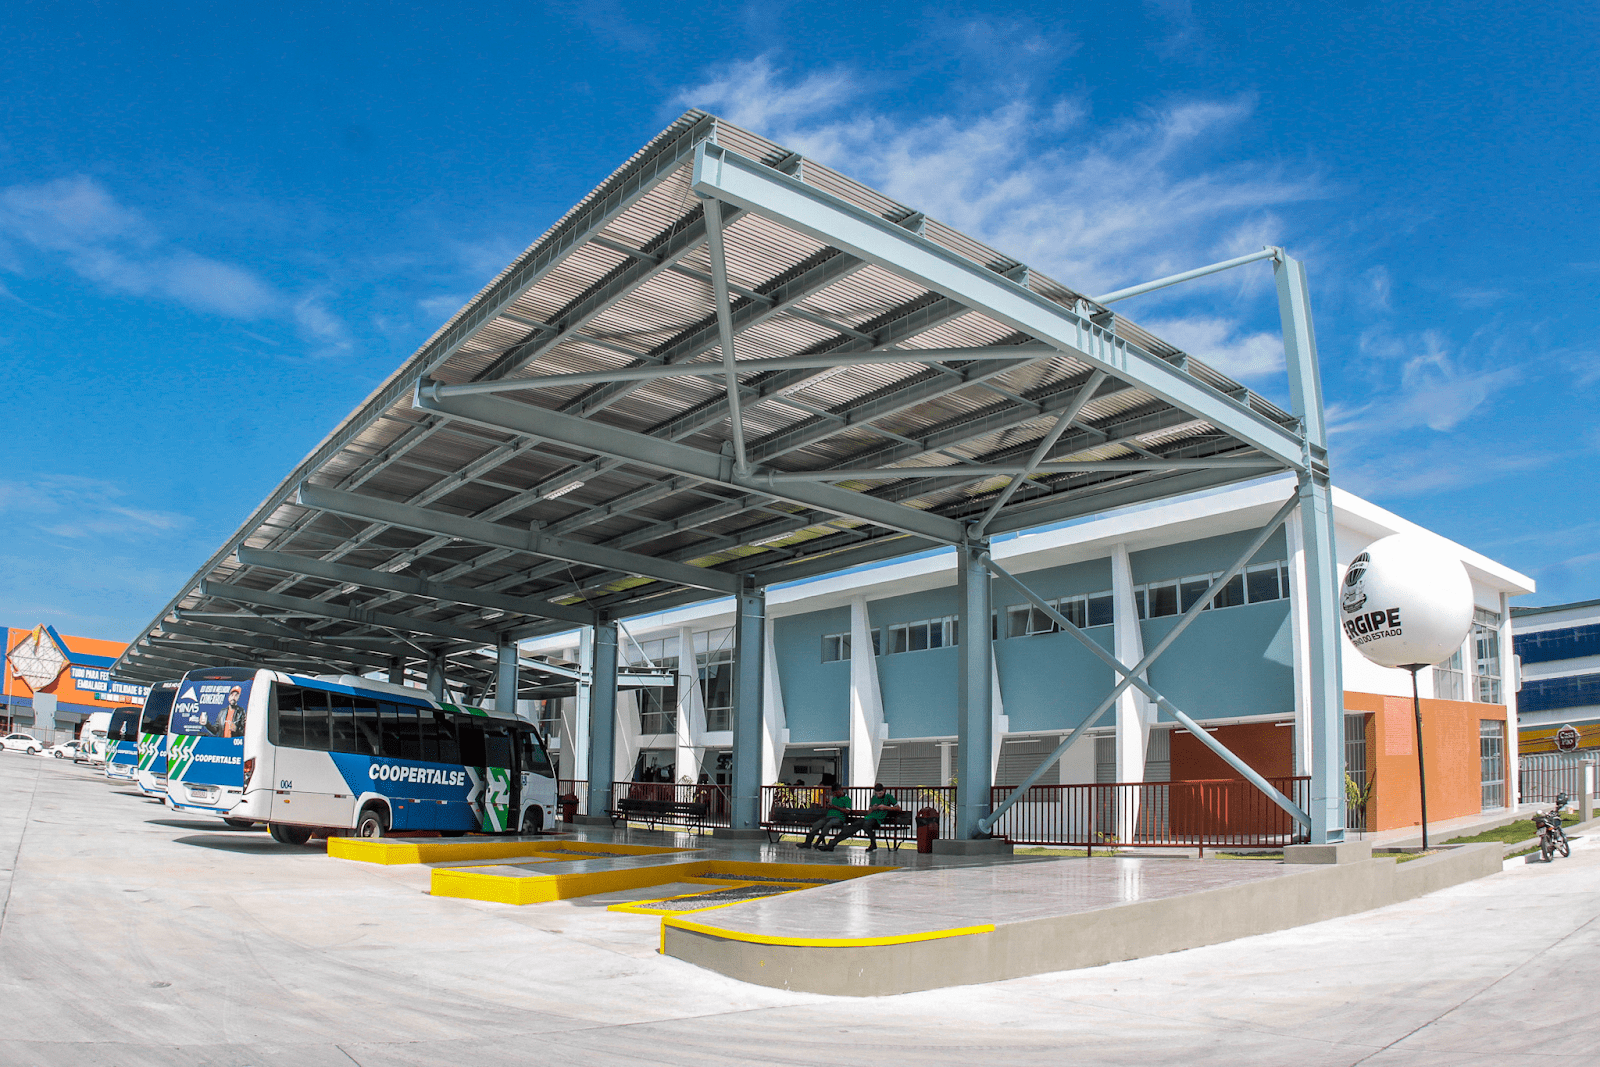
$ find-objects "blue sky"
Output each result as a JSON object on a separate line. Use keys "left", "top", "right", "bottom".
{"left": 1, "top": 1, "right": 1595, "bottom": 639}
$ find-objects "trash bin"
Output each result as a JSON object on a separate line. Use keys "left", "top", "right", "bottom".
{"left": 915, "top": 806, "right": 940, "bottom": 853}
{"left": 560, "top": 793, "right": 580, "bottom": 823}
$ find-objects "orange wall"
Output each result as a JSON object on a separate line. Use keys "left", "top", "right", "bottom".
{"left": 3, "top": 627, "right": 136, "bottom": 711}
{"left": 1170, "top": 722, "right": 1295, "bottom": 782}
{"left": 1345, "top": 690, "right": 1505, "bottom": 832}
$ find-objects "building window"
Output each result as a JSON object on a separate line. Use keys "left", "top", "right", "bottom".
{"left": 1136, "top": 560, "right": 1289, "bottom": 621}
{"left": 1480, "top": 719, "right": 1505, "bottom": 810}
{"left": 820, "top": 629, "right": 881, "bottom": 663}
{"left": 638, "top": 656, "right": 678, "bottom": 735}
{"left": 699, "top": 647, "right": 733, "bottom": 731}
{"left": 1433, "top": 649, "right": 1465, "bottom": 701}
{"left": 1473, "top": 609, "right": 1502, "bottom": 704}
{"left": 887, "top": 615, "right": 958, "bottom": 653}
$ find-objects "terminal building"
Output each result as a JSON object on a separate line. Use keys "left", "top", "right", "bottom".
{"left": 108, "top": 109, "right": 1533, "bottom": 847}
{"left": 526, "top": 475, "right": 1532, "bottom": 834}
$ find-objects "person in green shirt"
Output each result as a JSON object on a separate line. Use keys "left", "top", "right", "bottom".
{"left": 820, "top": 783, "right": 900, "bottom": 853}
{"left": 799, "top": 785, "right": 851, "bottom": 849}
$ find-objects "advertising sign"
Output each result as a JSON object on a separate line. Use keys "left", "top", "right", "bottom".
{"left": 167, "top": 679, "right": 250, "bottom": 788}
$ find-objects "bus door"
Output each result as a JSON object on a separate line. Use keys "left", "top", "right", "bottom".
{"left": 515, "top": 726, "right": 555, "bottom": 832}
{"left": 476, "top": 725, "right": 514, "bottom": 832}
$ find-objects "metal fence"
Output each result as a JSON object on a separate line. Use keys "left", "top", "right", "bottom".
{"left": 1519, "top": 754, "right": 1599, "bottom": 803}
{"left": 762, "top": 784, "right": 959, "bottom": 840}
{"left": 556, "top": 779, "right": 588, "bottom": 817}
{"left": 611, "top": 781, "right": 734, "bottom": 830}
{"left": 988, "top": 777, "right": 1313, "bottom": 852}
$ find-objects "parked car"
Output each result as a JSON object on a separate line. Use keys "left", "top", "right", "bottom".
{"left": 44, "top": 740, "right": 83, "bottom": 759}
{"left": 1, "top": 733, "right": 43, "bottom": 755}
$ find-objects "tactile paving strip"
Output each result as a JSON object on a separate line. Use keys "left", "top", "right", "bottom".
{"left": 627, "top": 884, "right": 798, "bottom": 912}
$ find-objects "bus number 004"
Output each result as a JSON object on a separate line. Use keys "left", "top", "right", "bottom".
{"left": 279, "top": 780, "right": 292, "bottom": 790}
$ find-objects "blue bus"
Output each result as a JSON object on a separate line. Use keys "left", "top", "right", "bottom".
{"left": 166, "top": 668, "right": 557, "bottom": 845}
{"left": 134, "top": 681, "right": 180, "bottom": 797}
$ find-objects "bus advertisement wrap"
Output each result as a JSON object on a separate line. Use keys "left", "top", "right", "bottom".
{"left": 326, "top": 754, "right": 513, "bottom": 833}
{"left": 168, "top": 680, "right": 251, "bottom": 788}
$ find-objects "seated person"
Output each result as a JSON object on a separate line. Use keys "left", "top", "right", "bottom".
{"left": 800, "top": 785, "right": 851, "bottom": 849}
{"left": 820, "top": 782, "right": 900, "bottom": 853}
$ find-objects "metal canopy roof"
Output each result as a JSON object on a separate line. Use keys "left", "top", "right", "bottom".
{"left": 113, "top": 110, "right": 1307, "bottom": 693}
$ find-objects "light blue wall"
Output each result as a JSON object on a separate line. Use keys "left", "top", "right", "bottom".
{"left": 768, "top": 526, "right": 1296, "bottom": 743}
{"left": 773, "top": 607, "right": 850, "bottom": 743}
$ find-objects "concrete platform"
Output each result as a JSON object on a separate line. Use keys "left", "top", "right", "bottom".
{"left": 661, "top": 842, "right": 1505, "bottom": 994}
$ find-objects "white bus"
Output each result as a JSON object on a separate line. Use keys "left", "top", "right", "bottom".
{"left": 165, "top": 667, "right": 557, "bottom": 846}
{"left": 133, "top": 681, "right": 181, "bottom": 797}
{"left": 78, "top": 711, "right": 113, "bottom": 765}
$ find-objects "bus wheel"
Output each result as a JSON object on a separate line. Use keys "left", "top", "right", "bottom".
{"left": 519, "top": 807, "right": 543, "bottom": 834}
{"left": 268, "top": 823, "right": 313, "bottom": 846}
{"left": 355, "top": 807, "right": 388, "bottom": 839}
{"left": 439, "top": 830, "right": 467, "bottom": 838}
{"left": 223, "top": 818, "right": 256, "bottom": 829}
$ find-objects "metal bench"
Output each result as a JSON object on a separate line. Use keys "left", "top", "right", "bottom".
{"left": 608, "top": 797, "right": 710, "bottom": 832}
{"left": 762, "top": 806, "right": 914, "bottom": 851}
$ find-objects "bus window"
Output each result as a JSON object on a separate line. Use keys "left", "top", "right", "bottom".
{"left": 416, "top": 709, "right": 441, "bottom": 763}
{"left": 108, "top": 711, "right": 139, "bottom": 742}
{"left": 483, "top": 727, "right": 512, "bottom": 771}
{"left": 351, "top": 696, "right": 381, "bottom": 756}
{"left": 300, "top": 689, "right": 331, "bottom": 752}
{"left": 517, "top": 728, "right": 553, "bottom": 778}
{"left": 380, "top": 703, "right": 421, "bottom": 761}
{"left": 139, "top": 689, "right": 175, "bottom": 735}
{"left": 456, "top": 715, "right": 485, "bottom": 767}
{"left": 434, "top": 711, "right": 461, "bottom": 764}
{"left": 275, "top": 685, "right": 304, "bottom": 748}
{"left": 329, "top": 693, "right": 357, "bottom": 754}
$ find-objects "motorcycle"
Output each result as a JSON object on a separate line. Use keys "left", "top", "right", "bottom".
{"left": 1533, "top": 792, "right": 1571, "bottom": 862}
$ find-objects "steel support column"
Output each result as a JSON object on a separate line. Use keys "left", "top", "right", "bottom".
{"left": 956, "top": 541, "right": 993, "bottom": 838}
{"left": 426, "top": 654, "right": 446, "bottom": 698}
{"left": 496, "top": 637, "right": 519, "bottom": 717}
{"left": 586, "top": 621, "right": 619, "bottom": 819}
{"left": 388, "top": 657, "right": 405, "bottom": 686}
{"left": 730, "top": 576, "right": 766, "bottom": 830}
{"left": 1277, "top": 253, "right": 1344, "bottom": 845}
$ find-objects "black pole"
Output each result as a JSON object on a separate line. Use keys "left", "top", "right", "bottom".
{"left": 1407, "top": 665, "right": 1429, "bottom": 850}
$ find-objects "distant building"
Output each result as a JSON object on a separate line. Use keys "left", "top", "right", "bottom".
{"left": 1512, "top": 600, "right": 1600, "bottom": 754}
{"left": 524, "top": 474, "right": 1533, "bottom": 833}
{"left": 3, "top": 625, "right": 150, "bottom": 736}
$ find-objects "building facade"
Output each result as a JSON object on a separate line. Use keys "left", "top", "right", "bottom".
{"left": 3, "top": 625, "right": 150, "bottom": 739}
{"left": 1512, "top": 599, "right": 1600, "bottom": 755}
{"left": 526, "top": 475, "right": 1532, "bottom": 833}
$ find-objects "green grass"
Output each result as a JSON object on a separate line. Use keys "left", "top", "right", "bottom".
{"left": 1013, "top": 847, "right": 1112, "bottom": 858}
{"left": 1445, "top": 812, "right": 1583, "bottom": 846}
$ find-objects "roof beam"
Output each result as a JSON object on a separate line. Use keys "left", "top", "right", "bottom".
{"left": 690, "top": 142, "right": 1307, "bottom": 471}
{"left": 235, "top": 547, "right": 598, "bottom": 627}
{"left": 156, "top": 621, "right": 392, "bottom": 671}
{"left": 200, "top": 580, "right": 499, "bottom": 644}
{"left": 759, "top": 458, "right": 1282, "bottom": 482}
{"left": 172, "top": 610, "right": 444, "bottom": 654}
{"left": 296, "top": 483, "right": 742, "bottom": 595}
{"left": 412, "top": 387, "right": 968, "bottom": 545}
{"left": 427, "top": 345, "right": 1054, "bottom": 395}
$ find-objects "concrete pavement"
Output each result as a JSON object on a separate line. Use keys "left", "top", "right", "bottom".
{"left": 0, "top": 751, "right": 1595, "bottom": 1066}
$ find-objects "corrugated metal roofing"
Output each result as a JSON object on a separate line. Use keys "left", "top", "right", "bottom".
{"left": 113, "top": 110, "right": 1299, "bottom": 695}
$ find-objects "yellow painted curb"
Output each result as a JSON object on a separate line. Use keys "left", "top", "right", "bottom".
{"left": 328, "top": 836, "right": 691, "bottom": 866}
{"left": 662, "top": 916, "right": 996, "bottom": 948}
{"left": 432, "top": 860, "right": 708, "bottom": 905}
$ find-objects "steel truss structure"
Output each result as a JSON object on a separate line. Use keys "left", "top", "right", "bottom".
{"left": 112, "top": 111, "right": 1344, "bottom": 840}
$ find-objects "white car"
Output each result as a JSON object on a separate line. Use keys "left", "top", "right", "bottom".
{"left": 1, "top": 733, "right": 43, "bottom": 755}
{"left": 44, "top": 740, "right": 83, "bottom": 759}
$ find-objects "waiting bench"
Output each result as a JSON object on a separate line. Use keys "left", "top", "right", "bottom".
{"left": 608, "top": 797, "right": 710, "bottom": 832}
{"left": 762, "top": 806, "right": 915, "bottom": 852}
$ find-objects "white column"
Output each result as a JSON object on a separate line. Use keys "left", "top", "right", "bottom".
{"left": 848, "top": 597, "right": 886, "bottom": 787}
{"left": 1286, "top": 510, "right": 1315, "bottom": 776}
{"left": 614, "top": 689, "right": 641, "bottom": 786}
{"left": 991, "top": 646, "right": 1009, "bottom": 783}
{"left": 1111, "top": 543, "right": 1150, "bottom": 841}
{"left": 939, "top": 741, "right": 954, "bottom": 787}
{"left": 761, "top": 617, "right": 789, "bottom": 787}
{"left": 675, "top": 626, "right": 706, "bottom": 783}
{"left": 559, "top": 641, "right": 590, "bottom": 785}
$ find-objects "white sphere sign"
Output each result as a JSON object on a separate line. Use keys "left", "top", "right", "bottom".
{"left": 1340, "top": 534, "right": 1474, "bottom": 669}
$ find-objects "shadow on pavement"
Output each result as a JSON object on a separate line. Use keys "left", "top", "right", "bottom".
{"left": 147, "top": 819, "right": 257, "bottom": 832}
{"left": 173, "top": 835, "right": 314, "bottom": 854}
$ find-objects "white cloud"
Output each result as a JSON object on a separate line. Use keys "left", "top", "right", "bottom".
{"left": 673, "top": 57, "right": 1319, "bottom": 310}
{"left": 0, "top": 175, "right": 350, "bottom": 353}
{"left": 0, "top": 475, "right": 190, "bottom": 539}
{"left": 1135, "top": 315, "right": 1283, "bottom": 380}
